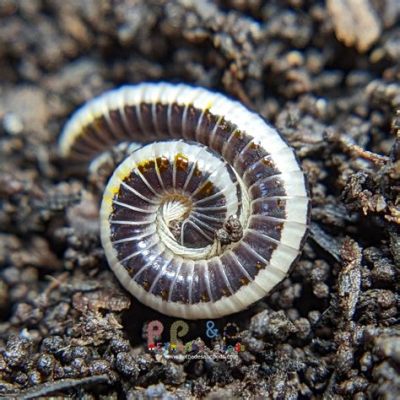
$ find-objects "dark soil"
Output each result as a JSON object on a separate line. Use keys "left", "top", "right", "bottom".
{"left": 0, "top": 0, "right": 399, "bottom": 399}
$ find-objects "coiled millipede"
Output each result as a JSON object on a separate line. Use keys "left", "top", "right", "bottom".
{"left": 59, "top": 83, "right": 310, "bottom": 319}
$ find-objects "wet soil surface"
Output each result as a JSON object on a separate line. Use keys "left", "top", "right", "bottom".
{"left": 0, "top": 0, "right": 399, "bottom": 398}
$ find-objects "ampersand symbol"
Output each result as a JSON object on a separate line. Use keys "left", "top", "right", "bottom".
{"left": 147, "top": 320, "right": 164, "bottom": 348}
{"left": 170, "top": 320, "right": 189, "bottom": 346}
{"left": 205, "top": 320, "right": 219, "bottom": 338}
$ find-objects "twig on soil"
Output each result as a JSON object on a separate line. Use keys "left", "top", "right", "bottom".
{"left": 1, "top": 374, "right": 110, "bottom": 400}
{"left": 326, "top": 129, "right": 389, "bottom": 166}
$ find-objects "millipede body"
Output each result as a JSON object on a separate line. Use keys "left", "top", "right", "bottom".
{"left": 59, "top": 83, "right": 310, "bottom": 319}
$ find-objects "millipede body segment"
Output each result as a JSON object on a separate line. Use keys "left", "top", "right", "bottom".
{"left": 59, "top": 83, "right": 310, "bottom": 319}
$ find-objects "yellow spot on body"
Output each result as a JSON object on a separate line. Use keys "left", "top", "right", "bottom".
{"left": 198, "top": 181, "right": 214, "bottom": 197}
{"left": 93, "top": 117, "right": 106, "bottom": 132}
{"left": 200, "top": 293, "right": 210, "bottom": 302}
{"left": 234, "top": 130, "right": 243, "bottom": 139}
{"left": 137, "top": 159, "right": 155, "bottom": 174}
{"left": 262, "top": 157, "right": 274, "bottom": 167}
{"left": 193, "top": 164, "right": 202, "bottom": 177}
{"left": 156, "top": 156, "right": 170, "bottom": 173}
{"left": 175, "top": 153, "right": 189, "bottom": 171}
{"left": 240, "top": 277, "right": 250, "bottom": 286}
{"left": 116, "top": 161, "right": 136, "bottom": 182}
{"left": 250, "top": 142, "right": 260, "bottom": 150}
{"left": 205, "top": 100, "right": 214, "bottom": 109}
{"left": 161, "top": 290, "right": 169, "bottom": 300}
{"left": 104, "top": 180, "right": 119, "bottom": 201}
{"left": 102, "top": 191, "right": 115, "bottom": 216}
{"left": 103, "top": 165, "right": 132, "bottom": 215}
{"left": 108, "top": 184, "right": 120, "bottom": 197}
{"left": 221, "top": 288, "right": 229, "bottom": 296}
